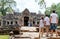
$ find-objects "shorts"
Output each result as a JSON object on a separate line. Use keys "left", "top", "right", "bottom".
{"left": 50, "top": 23, "right": 57, "bottom": 30}
{"left": 45, "top": 25, "right": 50, "bottom": 28}
{"left": 45, "top": 25, "right": 50, "bottom": 27}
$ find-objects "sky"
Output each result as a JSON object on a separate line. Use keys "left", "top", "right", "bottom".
{"left": 14, "top": 0, "right": 60, "bottom": 14}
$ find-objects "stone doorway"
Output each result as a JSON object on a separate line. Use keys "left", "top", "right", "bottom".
{"left": 24, "top": 16, "right": 29, "bottom": 26}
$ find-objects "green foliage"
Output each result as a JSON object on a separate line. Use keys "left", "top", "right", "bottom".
{"left": 36, "top": 0, "right": 60, "bottom": 19}
{"left": 45, "top": 7, "right": 51, "bottom": 15}
{"left": 0, "top": 0, "right": 16, "bottom": 16}
{"left": 36, "top": 0, "right": 46, "bottom": 9}
{"left": 45, "top": 3, "right": 60, "bottom": 24}
{"left": 45, "top": 10, "right": 50, "bottom": 16}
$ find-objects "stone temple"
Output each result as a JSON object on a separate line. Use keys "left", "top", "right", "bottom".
{"left": 0, "top": 9, "right": 60, "bottom": 39}
{"left": 0, "top": 8, "right": 42, "bottom": 29}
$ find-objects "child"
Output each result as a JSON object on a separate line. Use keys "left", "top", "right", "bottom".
{"left": 44, "top": 15, "right": 50, "bottom": 37}
{"left": 39, "top": 16, "right": 44, "bottom": 37}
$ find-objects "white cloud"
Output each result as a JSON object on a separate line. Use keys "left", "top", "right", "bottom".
{"left": 14, "top": 0, "right": 40, "bottom": 13}
{"left": 14, "top": 0, "right": 60, "bottom": 14}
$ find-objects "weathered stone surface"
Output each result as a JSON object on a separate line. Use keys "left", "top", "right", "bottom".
{"left": 48, "top": 37, "right": 60, "bottom": 39}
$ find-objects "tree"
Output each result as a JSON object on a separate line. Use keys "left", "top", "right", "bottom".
{"left": 45, "top": 3, "right": 56, "bottom": 16}
{"left": 0, "top": 0, "right": 16, "bottom": 16}
{"left": 45, "top": 3, "right": 60, "bottom": 24}
{"left": 35, "top": 0, "right": 46, "bottom": 9}
{"left": 45, "top": 3, "right": 60, "bottom": 15}
{"left": 45, "top": 8, "right": 50, "bottom": 16}
{"left": 56, "top": 3, "right": 60, "bottom": 24}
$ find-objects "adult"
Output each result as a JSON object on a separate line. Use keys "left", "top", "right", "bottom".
{"left": 50, "top": 10, "right": 58, "bottom": 36}
{"left": 44, "top": 15, "right": 50, "bottom": 37}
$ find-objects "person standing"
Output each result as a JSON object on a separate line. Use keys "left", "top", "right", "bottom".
{"left": 44, "top": 15, "right": 50, "bottom": 37}
{"left": 50, "top": 10, "right": 58, "bottom": 37}
{"left": 39, "top": 16, "right": 44, "bottom": 37}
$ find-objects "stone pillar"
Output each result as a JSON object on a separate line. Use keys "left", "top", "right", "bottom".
{"left": 1, "top": 21, "right": 2, "bottom": 26}
{"left": 6, "top": 21, "right": 7, "bottom": 25}
{"left": 21, "top": 17, "right": 24, "bottom": 26}
{"left": 28, "top": 18, "right": 30, "bottom": 26}
{"left": 9, "top": 21, "right": 11, "bottom": 25}
{"left": 1, "top": 20, "right": 3, "bottom": 26}
{"left": 13, "top": 21, "right": 15, "bottom": 25}
{"left": 32, "top": 18, "right": 33, "bottom": 26}
{"left": 30, "top": 18, "right": 33, "bottom": 26}
{"left": 6, "top": 20, "right": 7, "bottom": 26}
{"left": 18, "top": 19, "right": 21, "bottom": 26}
{"left": 35, "top": 21, "right": 37, "bottom": 25}
{"left": 19, "top": 16, "right": 23, "bottom": 26}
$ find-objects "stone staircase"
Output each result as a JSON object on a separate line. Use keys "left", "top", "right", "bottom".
{"left": 14, "top": 26, "right": 39, "bottom": 39}
{"left": 14, "top": 26, "right": 60, "bottom": 39}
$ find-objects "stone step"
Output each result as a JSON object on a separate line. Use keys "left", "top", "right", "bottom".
{"left": 20, "top": 27, "right": 39, "bottom": 32}
{"left": 15, "top": 37, "right": 31, "bottom": 39}
{"left": 20, "top": 30, "right": 39, "bottom": 32}
{"left": 48, "top": 37, "right": 60, "bottom": 39}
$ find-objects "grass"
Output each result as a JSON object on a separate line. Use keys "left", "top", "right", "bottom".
{"left": 0, "top": 35, "right": 9, "bottom": 39}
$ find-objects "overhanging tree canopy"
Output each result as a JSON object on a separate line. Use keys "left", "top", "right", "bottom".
{"left": 0, "top": 0, "right": 16, "bottom": 16}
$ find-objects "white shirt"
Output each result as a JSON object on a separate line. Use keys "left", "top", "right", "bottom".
{"left": 44, "top": 17, "right": 50, "bottom": 25}
{"left": 50, "top": 13, "right": 58, "bottom": 23}
{"left": 39, "top": 19, "right": 44, "bottom": 27}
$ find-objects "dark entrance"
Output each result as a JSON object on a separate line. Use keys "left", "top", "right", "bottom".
{"left": 24, "top": 16, "right": 29, "bottom": 26}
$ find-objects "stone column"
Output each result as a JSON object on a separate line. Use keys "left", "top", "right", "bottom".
{"left": 13, "top": 21, "right": 15, "bottom": 25}
{"left": 6, "top": 20, "right": 7, "bottom": 26}
{"left": 22, "top": 17, "right": 24, "bottom": 26}
{"left": 30, "top": 18, "right": 33, "bottom": 26}
{"left": 32, "top": 18, "right": 33, "bottom": 26}
{"left": 28, "top": 18, "right": 30, "bottom": 26}
{"left": 35, "top": 21, "right": 37, "bottom": 25}
{"left": 0, "top": 21, "right": 2, "bottom": 26}
{"left": 1, "top": 20, "right": 3, "bottom": 26}
{"left": 9, "top": 20, "right": 11, "bottom": 25}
